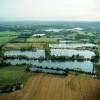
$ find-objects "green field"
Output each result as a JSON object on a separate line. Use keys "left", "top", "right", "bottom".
{"left": 0, "top": 66, "right": 31, "bottom": 86}
{"left": 0, "top": 37, "right": 17, "bottom": 43}
{"left": 3, "top": 36, "right": 60, "bottom": 49}
{"left": 4, "top": 42, "right": 46, "bottom": 49}
{"left": 0, "top": 31, "right": 20, "bottom": 45}
{"left": 0, "top": 31, "right": 19, "bottom": 37}
{"left": 26, "top": 37, "right": 59, "bottom": 43}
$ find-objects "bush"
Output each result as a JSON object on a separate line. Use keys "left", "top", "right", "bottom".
{"left": 26, "top": 67, "right": 30, "bottom": 72}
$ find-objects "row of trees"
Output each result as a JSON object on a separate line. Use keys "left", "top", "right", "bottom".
{"left": 25, "top": 65, "right": 94, "bottom": 75}
{"left": 3, "top": 54, "right": 95, "bottom": 61}
{"left": 0, "top": 48, "right": 4, "bottom": 65}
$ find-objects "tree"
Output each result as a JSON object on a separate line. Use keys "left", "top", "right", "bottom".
{"left": 71, "top": 55, "right": 76, "bottom": 60}
{"left": 0, "top": 48, "right": 4, "bottom": 65}
{"left": 0, "top": 48, "right": 4, "bottom": 58}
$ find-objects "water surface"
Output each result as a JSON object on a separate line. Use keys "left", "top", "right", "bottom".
{"left": 50, "top": 49, "right": 95, "bottom": 59}
{"left": 5, "top": 59, "right": 95, "bottom": 73}
{"left": 4, "top": 49, "right": 45, "bottom": 58}
{"left": 49, "top": 43, "right": 97, "bottom": 49}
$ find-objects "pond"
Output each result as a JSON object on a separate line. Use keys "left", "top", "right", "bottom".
{"left": 59, "top": 40, "right": 77, "bottom": 43}
{"left": 5, "top": 59, "right": 95, "bottom": 73}
{"left": 50, "top": 49, "right": 95, "bottom": 59}
{"left": 45, "top": 29, "right": 64, "bottom": 32}
{"left": 4, "top": 48, "right": 95, "bottom": 59}
{"left": 4, "top": 49, "right": 45, "bottom": 59}
{"left": 44, "top": 28, "right": 84, "bottom": 32}
{"left": 30, "top": 67, "right": 65, "bottom": 74}
{"left": 49, "top": 43, "right": 97, "bottom": 49}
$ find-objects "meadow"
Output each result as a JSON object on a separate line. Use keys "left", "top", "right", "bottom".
{"left": 26, "top": 37, "right": 59, "bottom": 43}
{"left": 0, "top": 66, "right": 31, "bottom": 86}
{"left": 4, "top": 36, "right": 60, "bottom": 49}
{"left": 0, "top": 31, "right": 20, "bottom": 45}
{"left": 4, "top": 43, "right": 46, "bottom": 49}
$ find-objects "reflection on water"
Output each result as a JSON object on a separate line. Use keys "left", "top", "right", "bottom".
{"left": 4, "top": 48, "right": 95, "bottom": 59}
{"left": 51, "top": 49, "right": 95, "bottom": 59}
{"left": 5, "top": 59, "right": 95, "bottom": 73}
{"left": 44, "top": 28, "right": 84, "bottom": 32}
{"left": 4, "top": 43, "right": 96, "bottom": 74}
{"left": 4, "top": 49, "right": 45, "bottom": 58}
{"left": 49, "top": 43, "right": 97, "bottom": 49}
{"left": 30, "top": 67, "right": 65, "bottom": 74}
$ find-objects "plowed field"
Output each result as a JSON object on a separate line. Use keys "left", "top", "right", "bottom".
{"left": 0, "top": 73, "right": 100, "bottom": 100}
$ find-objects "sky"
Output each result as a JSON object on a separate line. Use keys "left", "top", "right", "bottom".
{"left": 0, "top": 0, "right": 100, "bottom": 21}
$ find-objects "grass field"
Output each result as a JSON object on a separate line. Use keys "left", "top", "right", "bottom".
{"left": 26, "top": 37, "right": 59, "bottom": 43}
{"left": 3, "top": 35, "right": 59, "bottom": 49}
{"left": 0, "top": 73, "right": 100, "bottom": 100}
{"left": 0, "top": 31, "right": 20, "bottom": 45}
{"left": 0, "top": 66, "right": 31, "bottom": 86}
{"left": 4, "top": 43, "right": 46, "bottom": 49}
{"left": 0, "top": 37, "right": 17, "bottom": 43}
{"left": 0, "top": 31, "right": 19, "bottom": 37}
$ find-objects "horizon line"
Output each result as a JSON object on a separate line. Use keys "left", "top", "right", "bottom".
{"left": 0, "top": 19, "right": 100, "bottom": 22}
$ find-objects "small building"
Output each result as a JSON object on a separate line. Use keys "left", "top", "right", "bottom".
{"left": 32, "top": 34, "right": 45, "bottom": 37}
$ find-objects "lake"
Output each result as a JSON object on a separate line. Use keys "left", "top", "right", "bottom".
{"left": 4, "top": 49, "right": 45, "bottom": 58}
{"left": 49, "top": 43, "right": 97, "bottom": 49}
{"left": 50, "top": 49, "right": 95, "bottom": 59}
{"left": 44, "top": 28, "right": 84, "bottom": 32}
{"left": 4, "top": 43, "right": 96, "bottom": 74}
{"left": 4, "top": 49, "right": 95, "bottom": 59}
{"left": 5, "top": 59, "right": 95, "bottom": 73}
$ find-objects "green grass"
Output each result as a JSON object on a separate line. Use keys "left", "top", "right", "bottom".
{"left": 4, "top": 42, "right": 46, "bottom": 49}
{"left": 0, "top": 37, "right": 17, "bottom": 43}
{"left": 26, "top": 37, "right": 59, "bottom": 43}
{"left": 0, "top": 66, "right": 31, "bottom": 86}
{"left": 0, "top": 31, "right": 20, "bottom": 37}
{"left": 0, "top": 31, "right": 20, "bottom": 45}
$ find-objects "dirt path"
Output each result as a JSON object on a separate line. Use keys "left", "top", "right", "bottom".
{"left": 0, "top": 73, "right": 100, "bottom": 100}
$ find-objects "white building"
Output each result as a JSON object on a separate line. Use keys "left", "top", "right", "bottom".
{"left": 32, "top": 34, "right": 45, "bottom": 37}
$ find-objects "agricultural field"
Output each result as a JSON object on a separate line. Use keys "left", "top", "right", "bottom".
{"left": 0, "top": 21, "right": 100, "bottom": 100}
{"left": 4, "top": 42, "right": 46, "bottom": 49}
{"left": 0, "top": 73, "right": 100, "bottom": 100}
{"left": 0, "top": 31, "right": 20, "bottom": 45}
{"left": 0, "top": 66, "right": 31, "bottom": 86}
{"left": 3, "top": 36, "right": 60, "bottom": 49}
{"left": 26, "top": 37, "right": 59, "bottom": 43}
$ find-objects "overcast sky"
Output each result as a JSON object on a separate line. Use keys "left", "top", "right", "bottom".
{"left": 0, "top": 0, "right": 100, "bottom": 21}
